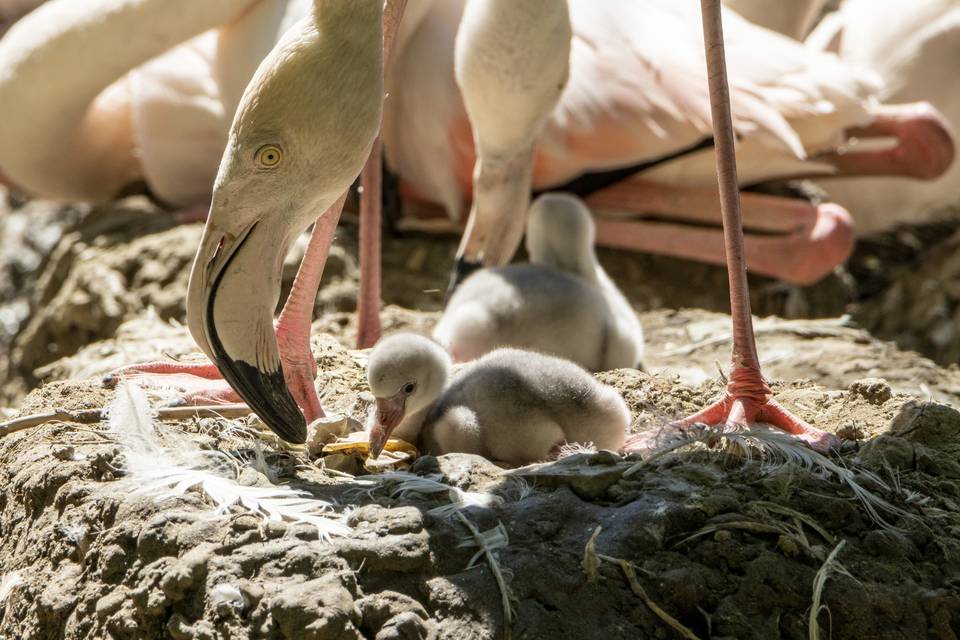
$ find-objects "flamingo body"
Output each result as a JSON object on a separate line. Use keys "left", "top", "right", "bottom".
{"left": 810, "top": 0, "right": 960, "bottom": 233}
{"left": 385, "top": 0, "right": 882, "bottom": 219}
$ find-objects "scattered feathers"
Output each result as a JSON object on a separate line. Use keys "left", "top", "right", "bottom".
{"left": 629, "top": 424, "right": 911, "bottom": 529}
{"left": 106, "top": 382, "right": 349, "bottom": 540}
{"left": 0, "top": 572, "right": 23, "bottom": 603}
{"left": 350, "top": 471, "right": 504, "bottom": 518}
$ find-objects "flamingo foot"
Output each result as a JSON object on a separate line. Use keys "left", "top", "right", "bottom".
{"left": 275, "top": 324, "right": 325, "bottom": 424}
{"left": 592, "top": 200, "right": 854, "bottom": 286}
{"left": 103, "top": 346, "right": 324, "bottom": 423}
{"left": 823, "top": 102, "right": 955, "bottom": 180}
{"left": 623, "top": 370, "right": 840, "bottom": 455}
{"left": 102, "top": 361, "right": 240, "bottom": 406}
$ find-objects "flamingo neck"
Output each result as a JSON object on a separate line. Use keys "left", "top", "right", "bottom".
{"left": 0, "top": 0, "right": 262, "bottom": 197}
{"left": 0, "top": 0, "right": 261, "bottom": 130}
{"left": 312, "top": 0, "right": 382, "bottom": 28}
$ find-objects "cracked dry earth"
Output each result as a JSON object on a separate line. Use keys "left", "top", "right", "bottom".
{"left": 1, "top": 194, "right": 960, "bottom": 639}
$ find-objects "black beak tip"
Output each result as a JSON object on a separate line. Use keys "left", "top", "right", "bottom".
{"left": 220, "top": 359, "right": 307, "bottom": 444}
{"left": 201, "top": 224, "right": 306, "bottom": 443}
{"left": 263, "top": 407, "right": 307, "bottom": 444}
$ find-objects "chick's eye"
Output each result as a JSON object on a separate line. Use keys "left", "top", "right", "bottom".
{"left": 255, "top": 144, "right": 283, "bottom": 169}
{"left": 402, "top": 382, "right": 416, "bottom": 395}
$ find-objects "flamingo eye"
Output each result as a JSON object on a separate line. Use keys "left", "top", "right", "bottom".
{"left": 255, "top": 144, "right": 283, "bottom": 169}
{"left": 402, "top": 382, "right": 416, "bottom": 395}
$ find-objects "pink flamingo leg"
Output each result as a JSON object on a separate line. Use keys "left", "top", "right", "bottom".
{"left": 625, "top": 0, "right": 839, "bottom": 455}
{"left": 103, "top": 361, "right": 240, "bottom": 405}
{"left": 356, "top": 138, "right": 383, "bottom": 349}
{"left": 355, "top": 0, "right": 406, "bottom": 349}
{"left": 589, "top": 182, "right": 855, "bottom": 285}
{"left": 274, "top": 194, "right": 347, "bottom": 423}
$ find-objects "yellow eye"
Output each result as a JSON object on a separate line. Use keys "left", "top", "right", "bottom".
{"left": 255, "top": 144, "right": 283, "bottom": 169}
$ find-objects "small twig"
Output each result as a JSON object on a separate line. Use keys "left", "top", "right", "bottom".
{"left": 618, "top": 560, "right": 701, "bottom": 640}
{"left": 583, "top": 526, "right": 701, "bottom": 640}
{"left": 0, "top": 404, "right": 253, "bottom": 437}
{"left": 454, "top": 512, "right": 513, "bottom": 639}
{"left": 0, "top": 409, "right": 103, "bottom": 436}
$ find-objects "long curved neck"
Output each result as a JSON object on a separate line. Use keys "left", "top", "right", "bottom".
{"left": 215, "top": 0, "right": 292, "bottom": 119}
{"left": 0, "top": 0, "right": 261, "bottom": 197}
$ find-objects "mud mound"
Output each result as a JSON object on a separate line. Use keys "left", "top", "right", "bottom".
{"left": 7, "top": 194, "right": 959, "bottom": 410}
{"left": 3, "top": 194, "right": 960, "bottom": 638}
{"left": 0, "top": 199, "right": 359, "bottom": 405}
{"left": 1, "top": 197, "right": 184, "bottom": 402}
{"left": 2, "top": 326, "right": 959, "bottom": 639}
{"left": 854, "top": 227, "right": 960, "bottom": 366}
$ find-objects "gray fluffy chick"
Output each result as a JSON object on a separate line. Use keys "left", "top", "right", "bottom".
{"left": 433, "top": 193, "right": 644, "bottom": 371}
{"left": 366, "top": 332, "right": 629, "bottom": 465}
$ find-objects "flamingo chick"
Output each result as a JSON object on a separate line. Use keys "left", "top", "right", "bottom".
{"left": 366, "top": 333, "right": 629, "bottom": 464}
{"left": 433, "top": 192, "right": 643, "bottom": 372}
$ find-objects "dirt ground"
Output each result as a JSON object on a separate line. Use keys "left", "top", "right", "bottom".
{"left": 1, "top": 190, "right": 960, "bottom": 639}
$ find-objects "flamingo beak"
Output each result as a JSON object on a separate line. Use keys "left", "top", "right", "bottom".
{"left": 369, "top": 393, "right": 406, "bottom": 458}
{"left": 186, "top": 219, "right": 306, "bottom": 444}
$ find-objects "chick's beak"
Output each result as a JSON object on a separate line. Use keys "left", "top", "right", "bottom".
{"left": 186, "top": 220, "right": 306, "bottom": 443}
{"left": 369, "top": 393, "right": 407, "bottom": 458}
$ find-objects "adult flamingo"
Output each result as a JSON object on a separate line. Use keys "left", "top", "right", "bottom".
{"left": 0, "top": 0, "right": 407, "bottom": 442}
{"left": 0, "top": 0, "right": 430, "bottom": 350}
{"left": 385, "top": 0, "right": 952, "bottom": 289}
{"left": 807, "top": 0, "right": 960, "bottom": 234}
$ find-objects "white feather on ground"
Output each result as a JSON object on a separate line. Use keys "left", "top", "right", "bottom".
{"left": 0, "top": 571, "right": 23, "bottom": 603}
{"left": 210, "top": 583, "right": 247, "bottom": 611}
{"left": 350, "top": 471, "right": 504, "bottom": 519}
{"left": 106, "top": 382, "right": 350, "bottom": 540}
{"left": 628, "top": 424, "right": 912, "bottom": 529}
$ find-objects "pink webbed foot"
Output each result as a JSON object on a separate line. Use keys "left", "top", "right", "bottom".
{"left": 670, "top": 392, "right": 840, "bottom": 452}
{"left": 623, "top": 370, "right": 840, "bottom": 455}
{"left": 823, "top": 102, "right": 956, "bottom": 180}
{"left": 102, "top": 361, "right": 240, "bottom": 406}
